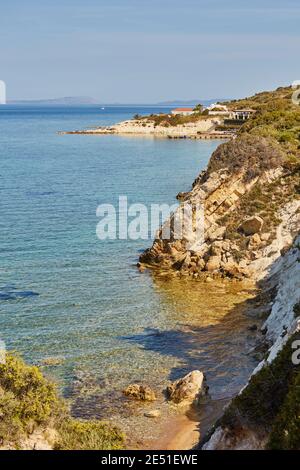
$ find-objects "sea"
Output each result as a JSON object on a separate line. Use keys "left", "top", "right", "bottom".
{"left": 0, "top": 105, "right": 258, "bottom": 447}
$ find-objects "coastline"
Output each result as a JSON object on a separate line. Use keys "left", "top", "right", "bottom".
{"left": 137, "top": 85, "right": 300, "bottom": 449}
{"left": 60, "top": 85, "right": 299, "bottom": 450}
{"left": 147, "top": 397, "right": 230, "bottom": 450}
{"left": 58, "top": 116, "right": 235, "bottom": 140}
{"left": 1, "top": 86, "right": 299, "bottom": 451}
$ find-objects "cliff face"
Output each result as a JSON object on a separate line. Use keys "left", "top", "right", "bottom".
{"left": 140, "top": 135, "right": 300, "bottom": 283}
{"left": 203, "top": 235, "right": 300, "bottom": 450}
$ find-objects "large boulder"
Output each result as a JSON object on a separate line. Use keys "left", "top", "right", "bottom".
{"left": 123, "top": 384, "right": 156, "bottom": 401}
{"left": 166, "top": 370, "right": 207, "bottom": 405}
{"left": 239, "top": 216, "right": 263, "bottom": 236}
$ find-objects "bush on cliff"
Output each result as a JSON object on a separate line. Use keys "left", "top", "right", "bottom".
{"left": 0, "top": 353, "right": 61, "bottom": 445}
{"left": 267, "top": 372, "right": 300, "bottom": 450}
{"left": 240, "top": 107, "right": 300, "bottom": 158}
{"left": 207, "top": 134, "right": 284, "bottom": 181}
{"left": 0, "top": 353, "right": 124, "bottom": 449}
{"left": 221, "top": 331, "right": 300, "bottom": 450}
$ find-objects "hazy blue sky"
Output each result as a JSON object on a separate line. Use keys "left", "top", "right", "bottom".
{"left": 1, "top": 0, "right": 299, "bottom": 102}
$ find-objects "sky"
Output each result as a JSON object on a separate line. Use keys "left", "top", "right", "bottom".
{"left": 0, "top": 0, "right": 299, "bottom": 102}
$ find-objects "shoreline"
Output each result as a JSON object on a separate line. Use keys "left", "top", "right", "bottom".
{"left": 117, "top": 276, "right": 260, "bottom": 451}
{"left": 146, "top": 397, "right": 230, "bottom": 451}
{"left": 59, "top": 130, "right": 232, "bottom": 140}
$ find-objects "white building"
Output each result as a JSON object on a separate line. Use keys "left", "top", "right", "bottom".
{"left": 171, "top": 107, "right": 194, "bottom": 116}
{"left": 230, "top": 109, "right": 256, "bottom": 120}
{"left": 207, "top": 103, "right": 231, "bottom": 117}
{"left": 207, "top": 104, "right": 255, "bottom": 121}
{"left": 206, "top": 103, "right": 228, "bottom": 111}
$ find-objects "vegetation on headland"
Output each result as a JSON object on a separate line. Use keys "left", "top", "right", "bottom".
{"left": 223, "top": 86, "right": 294, "bottom": 111}
{"left": 207, "top": 134, "right": 285, "bottom": 181}
{"left": 135, "top": 110, "right": 210, "bottom": 127}
{"left": 211, "top": 86, "right": 300, "bottom": 171}
{"left": 207, "top": 86, "right": 300, "bottom": 259}
{"left": 0, "top": 353, "right": 124, "bottom": 450}
{"left": 220, "top": 329, "right": 300, "bottom": 450}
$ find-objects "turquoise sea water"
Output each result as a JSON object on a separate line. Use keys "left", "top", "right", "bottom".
{"left": 0, "top": 106, "right": 257, "bottom": 445}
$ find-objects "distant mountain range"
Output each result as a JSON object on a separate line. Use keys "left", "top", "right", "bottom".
{"left": 7, "top": 97, "right": 228, "bottom": 106}
{"left": 8, "top": 96, "right": 99, "bottom": 105}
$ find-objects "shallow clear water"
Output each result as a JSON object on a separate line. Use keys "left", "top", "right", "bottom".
{"left": 0, "top": 105, "right": 258, "bottom": 446}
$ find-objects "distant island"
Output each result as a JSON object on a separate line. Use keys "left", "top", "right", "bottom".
{"left": 7, "top": 96, "right": 228, "bottom": 107}
{"left": 7, "top": 96, "right": 99, "bottom": 105}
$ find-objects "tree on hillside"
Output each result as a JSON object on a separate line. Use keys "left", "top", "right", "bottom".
{"left": 193, "top": 104, "right": 203, "bottom": 113}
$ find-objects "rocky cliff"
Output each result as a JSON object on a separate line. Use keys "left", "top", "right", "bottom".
{"left": 202, "top": 235, "right": 300, "bottom": 449}
{"left": 140, "top": 134, "right": 300, "bottom": 283}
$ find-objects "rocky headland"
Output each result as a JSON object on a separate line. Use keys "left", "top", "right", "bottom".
{"left": 59, "top": 114, "right": 232, "bottom": 139}
{"left": 139, "top": 134, "right": 299, "bottom": 283}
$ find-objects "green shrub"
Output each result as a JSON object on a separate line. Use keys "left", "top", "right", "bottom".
{"left": 267, "top": 373, "right": 300, "bottom": 449}
{"left": 207, "top": 134, "right": 284, "bottom": 181}
{"left": 0, "top": 354, "right": 61, "bottom": 444}
{"left": 221, "top": 331, "right": 300, "bottom": 449}
{"left": 0, "top": 353, "right": 125, "bottom": 449}
{"left": 54, "top": 419, "right": 124, "bottom": 450}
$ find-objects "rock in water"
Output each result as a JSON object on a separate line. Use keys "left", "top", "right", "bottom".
{"left": 123, "top": 384, "right": 156, "bottom": 401}
{"left": 239, "top": 216, "right": 263, "bottom": 236}
{"left": 166, "top": 370, "right": 207, "bottom": 405}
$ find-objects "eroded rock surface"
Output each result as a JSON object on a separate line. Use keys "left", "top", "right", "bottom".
{"left": 139, "top": 149, "right": 300, "bottom": 282}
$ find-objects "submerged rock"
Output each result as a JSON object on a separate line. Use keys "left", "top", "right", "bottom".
{"left": 123, "top": 384, "right": 156, "bottom": 401}
{"left": 166, "top": 370, "right": 207, "bottom": 405}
